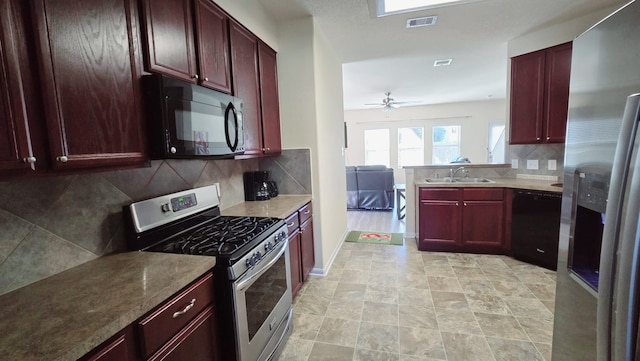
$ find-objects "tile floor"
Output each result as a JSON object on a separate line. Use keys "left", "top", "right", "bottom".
{"left": 278, "top": 210, "right": 556, "bottom": 361}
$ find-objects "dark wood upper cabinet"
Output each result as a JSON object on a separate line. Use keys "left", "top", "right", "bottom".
{"left": 230, "top": 21, "right": 262, "bottom": 156}
{"left": 30, "top": 0, "right": 147, "bottom": 170}
{"left": 258, "top": 42, "right": 282, "bottom": 155}
{"left": 140, "top": 0, "right": 232, "bottom": 93}
{"left": 0, "top": 0, "right": 33, "bottom": 172}
{"left": 544, "top": 43, "right": 572, "bottom": 143}
{"left": 509, "top": 42, "right": 572, "bottom": 144}
{"left": 140, "top": 0, "right": 197, "bottom": 82}
{"left": 194, "top": 0, "right": 231, "bottom": 93}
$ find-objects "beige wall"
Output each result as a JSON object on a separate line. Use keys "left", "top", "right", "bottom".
{"left": 311, "top": 19, "right": 348, "bottom": 274}
{"left": 213, "top": 0, "right": 279, "bottom": 49}
{"left": 344, "top": 99, "right": 507, "bottom": 184}
{"left": 277, "top": 17, "right": 347, "bottom": 275}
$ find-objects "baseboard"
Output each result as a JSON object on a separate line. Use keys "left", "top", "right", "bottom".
{"left": 404, "top": 232, "right": 416, "bottom": 238}
{"left": 307, "top": 228, "right": 348, "bottom": 277}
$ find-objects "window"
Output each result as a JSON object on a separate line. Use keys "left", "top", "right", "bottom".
{"left": 398, "top": 127, "right": 424, "bottom": 167}
{"left": 488, "top": 122, "right": 505, "bottom": 163}
{"left": 364, "top": 129, "right": 390, "bottom": 167}
{"left": 432, "top": 125, "right": 460, "bottom": 164}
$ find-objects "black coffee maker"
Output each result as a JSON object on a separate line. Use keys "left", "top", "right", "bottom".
{"left": 243, "top": 171, "right": 278, "bottom": 201}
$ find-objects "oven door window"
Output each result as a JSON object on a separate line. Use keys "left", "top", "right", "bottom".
{"left": 166, "top": 98, "right": 240, "bottom": 155}
{"left": 244, "top": 255, "right": 289, "bottom": 341}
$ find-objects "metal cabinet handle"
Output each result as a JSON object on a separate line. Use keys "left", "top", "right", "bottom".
{"left": 287, "top": 222, "right": 295, "bottom": 227}
{"left": 193, "top": 74, "right": 199, "bottom": 79}
{"left": 546, "top": 136, "right": 550, "bottom": 140}
{"left": 536, "top": 248, "right": 545, "bottom": 253}
{"left": 536, "top": 137, "right": 541, "bottom": 141}
{"left": 456, "top": 202, "right": 459, "bottom": 206}
{"left": 303, "top": 210, "right": 311, "bottom": 215}
{"left": 172, "top": 298, "right": 196, "bottom": 318}
{"left": 204, "top": 77, "right": 209, "bottom": 81}
{"left": 23, "top": 156, "right": 36, "bottom": 164}
{"left": 464, "top": 202, "right": 467, "bottom": 207}
{"left": 56, "top": 155, "right": 68, "bottom": 163}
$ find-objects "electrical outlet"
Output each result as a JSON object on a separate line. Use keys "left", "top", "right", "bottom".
{"left": 548, "top": 159, "right": 557, "bottom": 170}
{"left": 511, "top": 159, "right": 519, "bottom": 168}
{"left": 527, "top": 159, "right": 539, "bottom": 170}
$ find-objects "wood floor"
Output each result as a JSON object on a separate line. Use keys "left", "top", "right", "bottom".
{"left": 346, "top": 209, "right": 405, "bottom": 234}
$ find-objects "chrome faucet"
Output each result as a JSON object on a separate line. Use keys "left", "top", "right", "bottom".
{"left": 449, "top": 166, "right": 466, "bottom": 179}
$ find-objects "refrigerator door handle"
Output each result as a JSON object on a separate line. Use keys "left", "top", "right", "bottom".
{"left": 598, "top": 93, "right": 640, "bottom": 361}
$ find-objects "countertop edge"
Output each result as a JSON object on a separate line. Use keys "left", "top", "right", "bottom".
{"left": 415, "top": 177, "right": 562, "bottom": 193}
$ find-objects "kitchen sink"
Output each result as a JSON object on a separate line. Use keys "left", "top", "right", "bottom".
{"left": 424, "top": 177, "right": 496, "bottom": 184}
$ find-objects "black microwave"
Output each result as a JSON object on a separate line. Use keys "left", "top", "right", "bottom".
{"left": 143, "top": 74, "right": 245, "bottom": 158}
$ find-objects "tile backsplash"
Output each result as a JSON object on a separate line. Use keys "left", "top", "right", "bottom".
{"left": 0, "top": 149, "right": 311, "bottom": 295}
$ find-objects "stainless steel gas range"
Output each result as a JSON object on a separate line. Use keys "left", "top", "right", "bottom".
{"left": 124, "top": 184, "right": 293, "bottom": 361}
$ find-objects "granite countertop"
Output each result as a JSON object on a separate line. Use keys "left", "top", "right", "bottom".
{"left": 0, "top": 252, "right": 216, "bottom": 361}
{"left": 222, "top": 194, "right": 313, "bottom": 218}
{"left": 415, "top": 177, "right": 563, "bottom": 193}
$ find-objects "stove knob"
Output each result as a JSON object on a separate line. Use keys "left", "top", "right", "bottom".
{"left": 264, "top": 242, "right": 273, "bottom": 252}
{"left": 256, "top": 251, "right": 263, "bottom": 260}
{"left": 161, "top": 203, "right": 171, "bottom": 212}
{"left": 280, "top": 231, "right": 287, "bottom": 240}
{"left": 245, "top": 257, "right": 256, "bottom": 268}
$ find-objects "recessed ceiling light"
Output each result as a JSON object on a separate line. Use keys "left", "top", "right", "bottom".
{"left": 433, "top": 59, "right": 453, "bottom": 67}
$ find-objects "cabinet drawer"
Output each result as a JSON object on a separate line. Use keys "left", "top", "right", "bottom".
{"left": 463, "top": 188, "right": 503, "bottom": 201}
{"left": 420, "top": 188, "right": 459, "bottom": 201}
{"left": 138, "top": 273, "right": 214, "bottom": 358}
{"left": 285, "top": 212, "right": 299, "bottom": 234}
{"left": 299, "top": 202, "right": 312, "bottom": 223}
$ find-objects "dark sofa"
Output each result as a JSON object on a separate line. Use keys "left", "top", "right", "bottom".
{"left": 346, "top": 165, "right": 395, "bottom": 210}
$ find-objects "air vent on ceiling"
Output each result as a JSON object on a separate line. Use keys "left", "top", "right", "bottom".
{"left": 433, "top": 58, "right": 453, "bottom": 67}
{"left": 406, "top": 15, "right": 437, "bottom": 28}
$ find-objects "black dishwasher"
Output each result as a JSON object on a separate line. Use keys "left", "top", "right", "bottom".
{"left": 511, "top": 189, "right": 562, "bottom": 271}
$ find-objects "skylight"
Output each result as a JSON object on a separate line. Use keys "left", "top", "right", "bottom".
{"left": 374, "top": 0, "right": 484, "bottom": 16}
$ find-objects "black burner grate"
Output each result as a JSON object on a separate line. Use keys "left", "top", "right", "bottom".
{"left": 147, "top": 215, "right": 280, "bottom": 257}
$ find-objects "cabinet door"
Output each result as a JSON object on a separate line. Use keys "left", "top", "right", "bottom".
{"left": 258, "top": 42, "right": 281, "bottom": 155}
{"left": 0, "top": 0, "right": 32, "bottom": 171}
{"left": 148, "top": 306, "right": 217, "bottom": 361}
{"left": 194, "top": 0, "right": 231, "bottom": 93}
{"left": 140, "top": 0, "right": 197, "bottom": 83}
{"left": 288, "top": 230, "right": 302, "bottom": 298}
{"left": 230, "top": 22, "right": 262, "bottom": 156}
{"left": 84, "top": 335, "right": 129, "bottom": 361}
{"left": 509, "top": 50, "right": 545, "bottom": 144}
{"left": 462, "top": 200, "right": 504, "bottom": 249}
{"left": 31, "top": 0, "right": 147, "bottom": 170}
{"left": 418, "top": 200, "right": 460, "bottom": 251}
{"left": 544, "top": 42, "right": 572, "bottom": 143}
{"left": 300, "top": 218, "right": 315, "bottom": 281}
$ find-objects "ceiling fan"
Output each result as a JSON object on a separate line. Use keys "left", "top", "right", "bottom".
{"left": 364, "top": 92, "right": 420, "bottom": 111}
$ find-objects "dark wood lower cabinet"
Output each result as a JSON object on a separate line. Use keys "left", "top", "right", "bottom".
{"left": 288, "top": 230, "right": 303, "bottom": 298}
{"left": 418, "top": 187, "right": 508, "bottom": 254}
{"left": 81, "top": 272, "right": 217, "bottom": 361}
{"left": 287, "top": 202, "right": 314, "bottom": 297}
{"left": 80, "top": 326, "right": 137, "bottom": 361}
{"left": 300, "top": 217, "right": 315, "bottom": 282}
{"left": 148, "top": 306, "right": 217, "bottom": 361}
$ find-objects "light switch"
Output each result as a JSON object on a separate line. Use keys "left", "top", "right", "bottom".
{"left": 548, "top": 159, "right": 557, "bottom": 170}
{"left": 527, "top": 159, "right": 539, "bottom": 170}
{"left": 511, "top": 159, "right": 519, "bottom": 169}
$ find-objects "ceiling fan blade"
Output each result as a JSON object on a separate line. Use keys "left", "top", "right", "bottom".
{"left": 364, "top": 102, "right": 385, "bottom": 106}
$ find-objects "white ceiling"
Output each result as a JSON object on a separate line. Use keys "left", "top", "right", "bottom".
{"left": 259, "top": 0, "right": 628, "bottom": 110}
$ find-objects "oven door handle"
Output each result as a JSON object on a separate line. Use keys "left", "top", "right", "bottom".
{"left": 236, "top": 241, "right": 287, "bottom": 292}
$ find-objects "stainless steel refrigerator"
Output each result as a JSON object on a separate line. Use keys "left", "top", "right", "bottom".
{"left": 553, "top": 1, "right": 640, "bottom": 360}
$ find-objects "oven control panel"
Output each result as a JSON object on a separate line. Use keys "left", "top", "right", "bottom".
{"left": 169, "top": 193, "right": 198, "bottom": 212}
{"left": 232, "top": 225, "right": 288, "bottom": 280}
